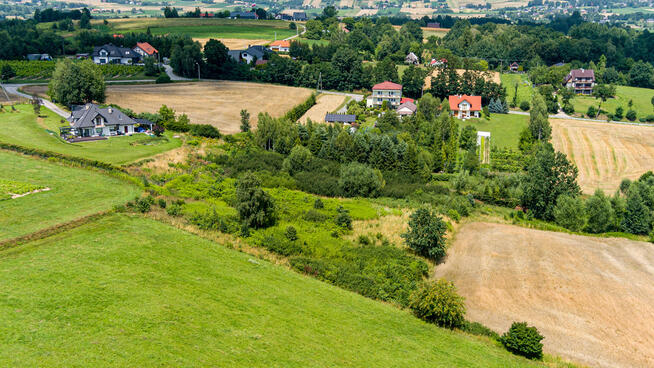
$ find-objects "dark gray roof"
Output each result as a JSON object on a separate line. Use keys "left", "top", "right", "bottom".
{"left": 244, "top": 45, "right": 269, "bottom": 59}
{"left": 231, "top": 11, "right": 256, "bottom": 19}
{"left": 325, "top": 114, "right": 356, "bottom": 123}
{"left": 228, "top": 50, "right": 241, "bottom": 61}
{"left": 135, "top": 118, "right": 154, "bottom": 125}
{"left": 293, "top": 11, "right": 307, "bottom": 20}
{"left": 26, "top": 54, "right": 51, "bottom": 61}
{"left": 92, "top": 44, "right": 137, "bottom": 59}
{"left": 68, "top": 103, "right": 136, "bottom": 128}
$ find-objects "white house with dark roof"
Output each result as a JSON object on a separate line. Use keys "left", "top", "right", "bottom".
{"left": 67, "top": 103, "right": 137, "bottom": 138}
{"left": 92, "top": 44, "right": 139, "bottom": 65}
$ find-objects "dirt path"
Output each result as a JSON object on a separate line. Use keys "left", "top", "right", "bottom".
{"left": 435, "top": 222, "right": 654, "bottom": 368}
{"left": 551, "top": 118, "right": 654, "bottom": 193}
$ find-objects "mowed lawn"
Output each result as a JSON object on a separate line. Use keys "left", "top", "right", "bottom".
{"left": 0, "top": 105, "right": 182, "bottom": 165}
{"left": 108, "top": 18, "right": 296, "bottom": 40}
{"left": 571, "top": 85, "right": 654, "bottom": 119}
{"left": 501, "top": 73, "right": 534, "bottom": 106}
{"left": 0, "top": 214, "right": 542, "bottom": 368}
{"left": 457, "top": 113, "right": 529, "bottom": 149}
{"left": 0, "top": 151, "right": 140, "bottom": 241}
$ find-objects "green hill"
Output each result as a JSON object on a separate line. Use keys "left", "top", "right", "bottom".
{"left": 0, "top": 214, "right": 541, "bottom": 367}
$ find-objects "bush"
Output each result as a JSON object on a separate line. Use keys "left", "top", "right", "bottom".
{"left": 189, "top": 124, "right": 221, "bottom": 138}
{"left": 259, "top": 232, "right": 302, "bottom": 256}
{"left": 402, "top": 207, "right": 447, "bottom": 261}
{"left": 409, "top": 279, "right": 466, "bottom": 329}
{"left": 313, "top": 198, "right": 324, "bottom": 209}
{"left": 626, "top": 109, "right": 637, "bottom": 121}
{"left": 166, "top": 203, "right": 182, "bottom": 216}
{"left": 236, "top": 172, "right": 276, "bottom": 229}
{"left": 500, "top": 322, "right": 544, "bottom": 360}
{"left": 462, "top": 321, "right": 500, "bottom": 340}
{"left": 155, "top": 74, "right": 172, "bottom": 84}
{"left": 562, "top": 102, "right": 574, "bottom": 115}
{"left": 338, "top": 162, "right": 385, "bottom": 197}
{"left": 519, "top": 100, "right": 530, "bottom": 111}
{"left": 585, "top": 189, "right": 612, "bottom": 233}
{"left": 189, "top": 209, "right": 238, "bottom": 233}
{"left": 283, "top": 145, "right": 313, "bottom": 175}
{"left": 285, "top": 225, "right": 298, "bottom": 241}
{"left": 614, "top": 106, "right": 624, "bottom": 120}
{"left": 586, "top": 105, "right": 597, "bottom": 117}
{"left": 303, "top": 209, "right": 328, "bottom": 222}
{"left": 335, "top": 206, "right": 352, "bottom": 230}
{"left": 553, "top": 194, "right": 586, "bottom": 232}
{"left": 157, "top": 198, "right": 167, "bottom": 208}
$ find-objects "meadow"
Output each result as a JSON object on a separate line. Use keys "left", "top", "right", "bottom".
{"left": 570, "top": 85, "right": 654, "bottom": 120}
{"left": 0, "top": 105, "right": 182, "bottom": 165}
{"left": 500, "top": 73, "right": 533, "bottom": 107}
{"left": 0, "top": 213, "right": 542, "bottom": 367}
{"left": 0, "top": 151, "right": 140, "bottom": 241}
{"left": 457, "top": 113, "right": 528, "bottom": 149}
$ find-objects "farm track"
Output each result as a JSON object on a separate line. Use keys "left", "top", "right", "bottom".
{"left": 436, "top": 222, "right": 654, "bottom": 368}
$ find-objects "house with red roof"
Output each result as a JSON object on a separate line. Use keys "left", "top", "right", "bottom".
{"left": 268, "top": 40, "right": 291, "bottom": 52}
{"left": 133, "top": 42, "right": 158, "bottom": 61}
{"left": 367, "top": 81, "right": 403, "bottom": 108}
{"left": 449, "top": 95, "right": 482, "bottom": 119}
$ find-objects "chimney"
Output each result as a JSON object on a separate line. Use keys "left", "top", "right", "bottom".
{"left": 581, "top": 68, "right": 584, "bottom": 72}
{"left": 108, "top": 107, "right": 113, "bottom": 114}
{"left": 85, "top": 104, "right": 90, "bottom": 110}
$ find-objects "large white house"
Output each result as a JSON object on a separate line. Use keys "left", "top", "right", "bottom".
{"left": 66, "top": 103, "right": 136, "bottom": 138}
{"left": 563, "top": 68, "right": 595, "bottom": 95}
{"left": 92, "top": 44, "right": 139, "bottom": 65}
{"left": 367, "top": 81, "right": 403, "bottom": 108}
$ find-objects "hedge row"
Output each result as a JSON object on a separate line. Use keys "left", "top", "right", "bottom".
{"left": 284, "top": 93, "right": 317, "bottom": 122}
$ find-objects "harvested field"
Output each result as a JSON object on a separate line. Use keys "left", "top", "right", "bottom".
{"left": 550, "top": 118, "right": 654, "bottom": 193}
{"left": 299, "top": 94, "right": 346, "bottom": 123}
{"left": 424, "top": 69, "right": 500, "bottom": 89}
{"left": 105, "top": 82, "right": 313, "bottom": 134}
{"left": 194, "top": 38, "right": 269, "bottom": 49}
{"left": 435, "top": 222, "right": 654, "bottom": 368}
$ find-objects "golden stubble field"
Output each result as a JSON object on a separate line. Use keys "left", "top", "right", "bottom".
{"left": 298, "top": 94, "right": 346, "bottom": 123}
{"left": 105, "top": 82, "right": 313, "bottom": 134}
{"left": 550, "top": 118, "right": 654, "bottom": 193}
{"left": 424, "top": 69, "right": 500, "bottom": 89}
{"left": 435, "top": 222, "right": 654, "bottom": 368}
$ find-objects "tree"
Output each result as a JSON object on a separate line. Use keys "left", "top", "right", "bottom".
{"left": 1, "top": 64, "right": 15, "bottom": 81}
{"left": 553, "top": 194, "right": 586, "bottom": 232}
{"left": 203, "top": 39, "right": 229, "bottom": 78}
{"left": 335, "top": 205, "right": 352, "bottom": 229}
{"left": 626, "top": 109, "right": 637, "bottom": 121}
{"left": 500, "top": 322, "right": 544, "bottom": 360}
{"left": 375, "top": 111, "right": 400, "bottom": 132}
{"left": 48, "top": 59, "right": 105, "bottom": 107}
{"left": 585, "top": 189, "right": 613, "bottom": 233}
{"left": 622, "top": 185, "right": 651, "bottom": 234}
{"left": 372, "top": 57, "right": 398, "bottom": 84}
{"left": 283, "top": 145, "right": 313, "bottom": 175}
{"left": 401, "top": 65, "right": 427, "bottom": 99}
{"left": 614, "top": 106, "right": 624, "bottom": 120}
{"left": 305, "top": 20, "right": 323, "bottom": 40}
{"left": 240, "top": 109, "right": 251, "bottom": 132}
{"left": 31, "top": 98, "right": 41, "bottom": 116}
{"left": 520, "top": 143, "right": 580, "bottom": 220}
{"left": 236, "top": 172, "right": 276, "bottom": 229}
{"left": 79, "top": 13, "right": 91, "bottom": 29}
{"left": 459, "top": 125, "right": 477, "bottom": 151}
{"left": 402, "top": 207, "right": 447, "bottom": 261}
{"left": 338, "top": 162, "right": 385, "bottom": 197}
{"left": 409, "top": 279, "right": 466, "bottom": 329}
{"left": 592, "top": 84, "right": 616, "bottom": 118}
{"left": 528, "top": 93, "right": 550, "bottom": 141}
{"left": 143, "top": 57, "right": 159, "bottom": 76}
{"left": 628, "top": 61, "right": 654, "bottom": 88}
{"left": 170, "top": 41, "right": 203, "bottom": 79}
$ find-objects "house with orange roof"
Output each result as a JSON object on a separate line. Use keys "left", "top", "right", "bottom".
{"left": 449, "top": 95, "right": 482, "bottom": 119}
{"left": 133, "top": 42, "right": 159, "bottom": 61}
{"left": 268, "top": 40, "right": 291, "bottom": 52}
{"left": 367, "top": 81, "right": 403, "bottom": 108}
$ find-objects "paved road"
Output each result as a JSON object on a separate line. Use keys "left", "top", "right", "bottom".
{"left": 2, "top": 83, "right": 69, "bottom": 119}
{"left": 163, "top": 64, "right": 191, "bottom": 81}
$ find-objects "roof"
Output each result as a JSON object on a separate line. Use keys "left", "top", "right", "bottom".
{"left": 397, "top": 101, "right": 417, "bottom": 115}
{"left": 269, "top": 40, "right": 290, "bottom": 48}
{"left": 448, "top": 95, "right": 482, "bottom": 111}
{"left": 244, "top": 45, "right": 270, "bottom": 59}
{"left": 565, "top": 68, "right": 595, "bottom": 82}
{"left": 372, "top": 81, "right": 402, "bottom": 91}
{"left": 426, "top": 22, "right": 441, "bottom": 28}
{"left": 135, "top": 42, "right": 158, "bottom": 55}
{"left": 92, "top": 44, "right": 136, "bottom": 59}
{"left": 510, "top": 62, "right": 519, "bottom": 66}
{"left": 293, "top": 11, "right": 307, "bottom": 19}
{"left": 68, "top": 103, "right": 136, "bottom": 128}
{"left": 325, "top": 114, "right": 356, "bottom": 123}
{"left": 26, "top": 54, "right": 50, "bottom": 61}
{"left": 228, "top": 50, "right": 241, "bottom": 61}
{"left": 231, "top": 11, "right": 257, "bottom": 18}
{"left": 400, "top": 97, "right": 414, "bottom": 104}
{"left": 134, "top": 118, "right": 154, "bottom": 125}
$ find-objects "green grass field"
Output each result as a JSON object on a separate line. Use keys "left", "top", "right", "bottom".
{"left": 571, "top": 85, "right": 654, "bottom": 119}
{"left": 0, "top": 105, "right": 182, "bottom": 165}
{"left": 458, "top": 113, "right": 529, "bottom": 149}
{"left": 108, "top": 18, "right": 296, "bottom": 40}
{"left": 0, "top": 213, "right": 542, "bottom": 367}
{"left": 501, "top": 73, "right": 533, "bottom": 107}
{"left": 0, "top": 151, "right": 140, "bottom": 241}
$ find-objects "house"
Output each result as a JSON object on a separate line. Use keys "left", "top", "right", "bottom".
{"left": 430, "top": 58, "right": 447, "bottom": 67}
{"left": 230, "top": 11, "right": 257, "bottom": 19}
{"left": 133, "top": 42, "right": 158, "bottom": 60}
{"left": 563, "top": 68, "right": 595, "bottom": 95}
{"left": 405, "top": 52, "right": 419, "bottom": 65}
{"left": 269, "top": 40, "right": 291, "bottom": 52}
{"left": 509, "top": 62, "right": 519, "bottom": 73}
{"left": 134, "top": 118, "right": 154, "bottom": 132}
{"left": 26, "top": 53, "right": 52, "bottom": 61}
{"left": 66, "top": 103, "right": 136, "bottom": 138}
{"left": 92, "top": 44, "right": 138, "bottom": 65}
{"left": 367, "top": 81, "right": 403, "bottom": 108}
{"left": 397, "top": 101, "right": 417, "bottom": 117}
{"left": 293, "top": 12, "right": 307, "bottom": 21}
{"left": 449, "top": 95, "right": 482, "bottom": 119}
{"left": 75, "top": 53, "right": 89, "bottom": 60}
{"left": 325, "top": 114, "right": 356, "bottom": 123}
{"left": 400, "top": 97, "right": 414, "bottom": 104}
{"left": 426, "top": 22, "right": 441, "bottom": 28}
{"left": 228, "top": 45, "right": 271, "bottom": 64}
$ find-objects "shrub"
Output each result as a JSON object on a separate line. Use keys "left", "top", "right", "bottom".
{"left": 614, "top": 106, "right": 624, "bottom": 120}
{"left": 409, "top": 279, "right": 466, "bottom": 329}
{"left": 586, "top": 106, "right": 597, "bottom": 117}
{"left": 295, "top": 171, "right": 340, "bottom": 197}
{"left": 335, "top": 206, "right": 352, "bottom": 230}
{"left": 189, "top": 124, "right": 221, "bottom": 138}
{"left": 402, "top": 207, "right": 447, "bottom": 261}
{"left": 133, "top": 197, "right": 151, "bottom": 213}
{"left": 500, "top": 322, "right": 544, "bottom": 360}
{"left": 155, "top": 74, "right": 172, "bottom": 84}
{"left": 303, "top": 209, "right": 328, "bottom": 222}
{"left": 313, "top": 198, "right": 324, "bottom": 209}
{"left": 519, "top": 100, "right": 530, "bottom": 111}
{"left": 626, "top": 109, "right": 637, "bottom": 121}
{"left": 236, "top": 172, "right": 276, "bottom": 229}
{"left": 562, "top": 102, "right": 574, "bottom": 115}
{"left": 357, "top": 235, "right": 371, "bottom": 245}
{"left": 189, "top": 209, "right": 238, "bottom": 233}
{"left": 157, "top": 198, "right": 167, "bottom": 208}
{"left": 462, "top": 321, "right": 500, "bottom": 340}
{"left": 166, "top": 114, "right": 190, "bottom": 132}
{"left": 553, "top": 194, "right": 586, "bottom": 232}
{"left": 283, "top": 145, "right": 313, "bottom": 175}
{"left": 585, "top": 189, "right": 612, "bottom": 233}
{"left": 166, "top": 203, "right": 182, "bottom": 216}
{"left": 338, "top": 162, "right": 385, "bottom": 198}
{"left": 447, "top": 209, "right": 461, "bottom": 222}
{"left": 259, "top": 232, "right": 302, "bottom": 256}
{"left": 285, "top": 225, "right": 298, "bottom": 241}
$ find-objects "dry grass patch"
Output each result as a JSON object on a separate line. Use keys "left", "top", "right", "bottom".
{"left": 345, "top": 209, "right": 410, "bottom": 247}
{"left": 194, "top": 38, "right": 269, "bottom": 49}
{"left": 424, "top": 69, "right": 500, "bottom": 89}
{"left": 550, "top": 118, "right": 654, "bottom": 194}
{"left": 299, "top": 94, "right": 346, "bottom": 123}
{"left": 435, "top": 222, "right": 654, "bottom": 368}
{"left": 105, "top": 81, "right": 313, "bottom": 134}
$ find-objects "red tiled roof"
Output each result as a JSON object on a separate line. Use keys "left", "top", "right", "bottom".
{"left": 269, "top": 40, "right": 290, "bottom": 48}
{"left": 449, "top": 95, "right": 482, "bottom": 111}
{"left": 372, "top": 81, "right": 402, "bottom": 90}
{"left": 135, "top": 42, "right": 158, "bottom": 55}
{"left": 400, "top": 97, "right": 414, "bottom": 104}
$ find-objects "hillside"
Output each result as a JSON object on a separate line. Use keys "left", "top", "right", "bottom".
{"left": 0, "top": 214, "right": 542, "bottom": 367}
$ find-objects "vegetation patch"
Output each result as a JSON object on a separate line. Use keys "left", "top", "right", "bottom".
{"left": 0, "top": 179, "right": 46, "bottom": 200}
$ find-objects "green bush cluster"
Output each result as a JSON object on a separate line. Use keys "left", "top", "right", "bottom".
{"left": 500, "top": 322, "right": 544, "bottom": 360}
{"left": 409, "top": 279, "right": 466, "bottom": 329}
{"left": 189, "top": 124, "right": 221, "bottom": 138}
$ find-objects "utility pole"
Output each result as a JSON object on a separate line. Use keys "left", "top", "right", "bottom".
{"left": 317, "top": 72, "right": 322, "bottom": 92}
{"left": 196, "top": 62, "right": 200, "bottom": 80}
